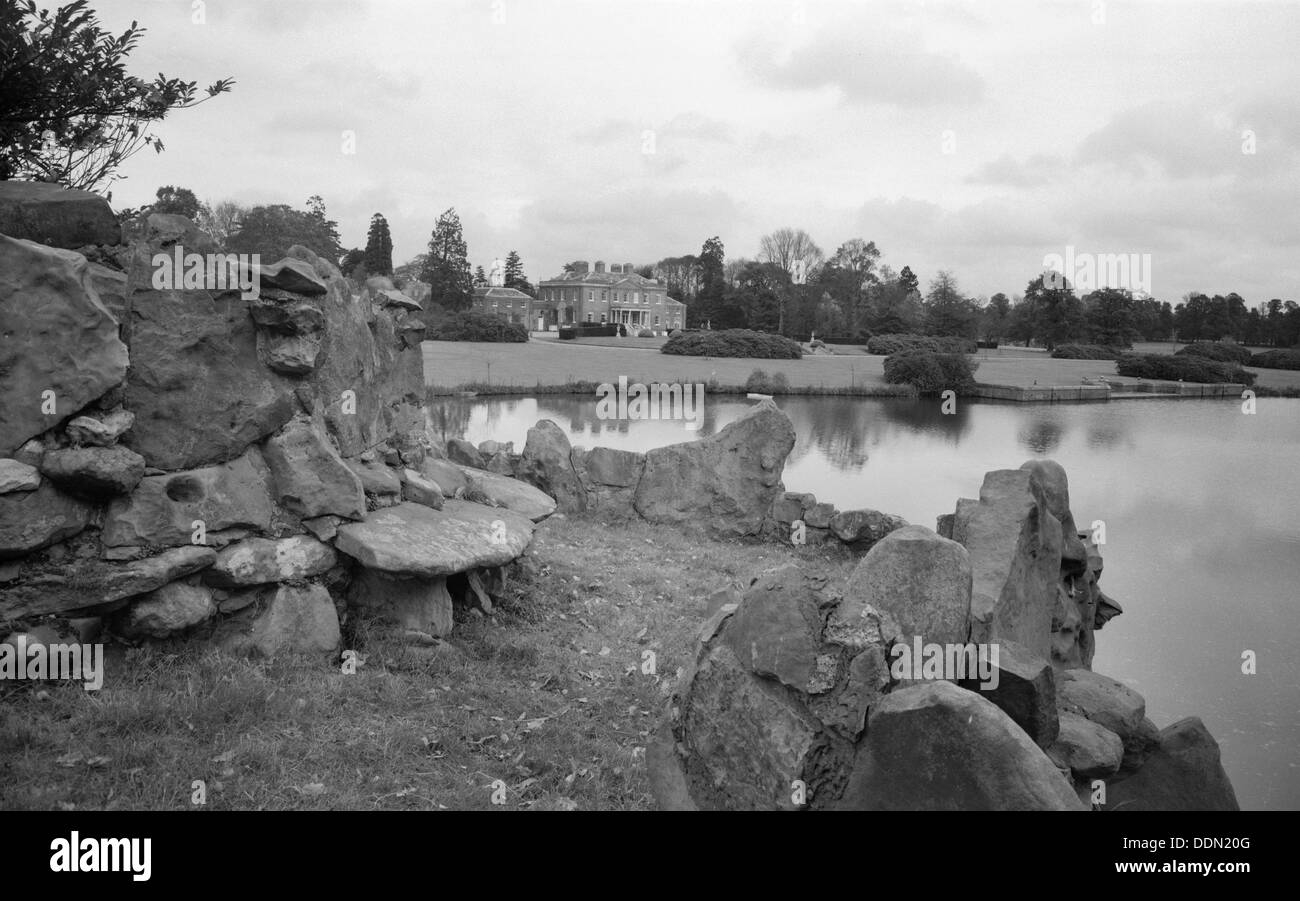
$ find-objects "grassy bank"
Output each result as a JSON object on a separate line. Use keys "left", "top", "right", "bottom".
{"left": 0, "top": 513, "right": 857, "bottom": 811}
{"left": 424, "top": 340, "right": 1300, "bottom": 395}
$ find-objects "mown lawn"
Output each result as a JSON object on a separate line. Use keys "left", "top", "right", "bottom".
{"left": 0, "top": 512, "right": 857, "bottom": 811}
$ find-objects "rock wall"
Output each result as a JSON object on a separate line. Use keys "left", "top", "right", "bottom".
{"left": 0, "top": 185, "right": 547, "bottom": 654}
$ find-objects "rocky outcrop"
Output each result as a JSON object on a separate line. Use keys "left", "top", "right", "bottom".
{"left": 518, "top": 421, "right": 588, "bottom": 514}
{"left": 652, "top": 461, "right": 1238, "bottom": 812}
{"left": 633, "top": 399, "right": 794, "bottom": 537}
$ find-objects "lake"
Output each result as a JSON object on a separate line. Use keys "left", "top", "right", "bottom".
{"left": 428, "top": 392, "right": 1300, "bottom": 810}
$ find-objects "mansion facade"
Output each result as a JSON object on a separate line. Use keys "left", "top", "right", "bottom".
{"left": 471, "top": 259, "right": 687, "bottom": 333}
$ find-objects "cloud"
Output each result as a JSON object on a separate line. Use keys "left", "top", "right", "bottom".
{"left": 965, "top": 153, "right": 1067, "bottom": 188}
{"left": 737, "top": 24, "right": 983, "bottom": 107}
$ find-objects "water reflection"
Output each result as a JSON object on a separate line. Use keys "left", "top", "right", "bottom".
{"left": 425, "top": 393, "right": 1300, "bottom": 810}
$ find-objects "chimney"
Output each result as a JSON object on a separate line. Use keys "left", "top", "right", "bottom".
{"left": 594, "top": 261, "right": 606, "bottom": 274}
{"left": 625, "top": 263, "right": 634, "bottom": 277}
{"left": 574, "top": 260, "right": 589, "bottom": 274}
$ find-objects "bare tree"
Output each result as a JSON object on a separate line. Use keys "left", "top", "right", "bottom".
{"left": 197, "top": 200, "right": 246, "bottom": 246}
{"left": 759, "top": 227, "right": 824, "bottom": 283}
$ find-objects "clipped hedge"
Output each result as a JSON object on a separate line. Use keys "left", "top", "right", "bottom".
{"left": 1116, "top": 353, "right": 1255, "bottom": 386}
{"left": 1177, "top": 342, "right": 1254, "bottom": 365}
{"left": 1249, "top": 348, "right": 1300, "bottom": 370}
{"left": 662, "top": 328, "right": 803, "bottom": 359}
{"left": 882, "top": 349, "right": 979, "bottom": 395}
{"left": 867, "top": 333, "right": 977, "bottom": 355}
{"left": 426, "top": 310, "right": 528, "bottom": 342}
{"left": 1051, "top": 344, "right": 1125, "bottom": 360}
{"left": 744, "top": 368, "right": 791, "bottom": 394}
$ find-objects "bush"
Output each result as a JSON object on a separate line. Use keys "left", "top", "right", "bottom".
{"left": 1249, "top": 348, "right": 1300, "bottom": 370}
{"left": 558, "top": 327, "right": 577, "bottom": 340}
{"left": 1116, "top": 353, "right": 1255, "bottom": 386}
{"left": 744, "top": 369, "right": 790, "bottom": 394}
{"left": 637, "top": 329, "right": 654, "bottom": 338}
{"left": 867, "top": 333, "right": 977, "bottom": 355}
{"left": 1177, "top": 342, "right": 1253, "bottom": 365}
{"left": 882, "top": 349, "right": 979, "bottom": 395}
{"left": 976, "top": 340, "right": 999, "bottom": 350}
{"left": 1051, "top": 344, "right": 1124, "bottom": 360}
{"left": 426, "top": 310, "right": 528, "bottom": 342}
{"left": 662, "top": 328, "right": 803, "bottom": 359}
{"left": 668, "top": 329, "right": 682, "bottom": 338}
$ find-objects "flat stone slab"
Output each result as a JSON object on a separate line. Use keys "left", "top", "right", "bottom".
{"left": 335, "top": 500, "right": 534, "bottom": 577}
{"left": 456, "top": 465, "right": 557, "bottom": 522}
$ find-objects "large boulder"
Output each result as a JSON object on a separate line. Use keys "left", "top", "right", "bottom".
{"left": 1048, "top": 711, "right": 1124, "bottom": 779}
{"left": 828, "top": 509, "right": 908, "bottom": 547}
{"left": 0, "top": 482, "right": 91, "bottom": 560}
{"left": 517, "top": 421, "right": 588, "bottom": 513}
{"left": 0, "top": 459, "right": 40, "bottom": 494}
{"left": 0, "top": 546, "right": 216, "bottom": 619}
{"left": 0, "top": 181, "right": 121, "bottom": 249}
{"left": 347, "top": 569, "right": 454, "bottom": 637}
{"left": 454, "top": 465, "right": 556, "bottom": 522}
{"left": 1103, "top": 717, "right": 1240, "bottom": 811}
{"left": 334, "top": 500, "right": 534, "bottom": 577}
{"left": 951, "top": 469, "right": 1060, "bottom": 661}
{"left": 838, "top": 681, "right": 1085, "bottom": 810}
{"left": 964, "top": 638, "right": 1059, "bottom": 749}
{"left": 574, "top": 446, "right": 644, "bottom": 510}
{"left": 634, "top": 400, "right": 795, "bottom": 537}
{"left": 102, "top": 447, "right": 276, "bottom": 548}
{"left": 0, "top": 235, "right": 130, "bottom": 456}
{"left": 114, "top": 579, "right": 216, "bottom": 639}
{"left": 261, "top": 415, "right": 366, "bottom": 521}
{"left": 219, "top": 583, "right": 340, "bottom": 658}
{"left": 1058, "top": 668, "right": 1160, "bottom": 771}
{"left": 839, "top": 525, "right": 972, "bottom": 648}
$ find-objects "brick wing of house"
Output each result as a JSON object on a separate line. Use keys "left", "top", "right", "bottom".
{"left": 535, "top": 260, "right": 686, "bottom": 333}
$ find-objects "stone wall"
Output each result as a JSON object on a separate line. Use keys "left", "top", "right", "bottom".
{"left": 0, "top": 183, "right": 549, "bottom": 654}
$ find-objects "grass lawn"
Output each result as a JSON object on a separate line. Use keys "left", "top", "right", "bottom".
{"left": 424, "top": 340, "right": 1300, "bottom": 394}
{"left": 0, "top": 512, "right": 857, "bottom": 811}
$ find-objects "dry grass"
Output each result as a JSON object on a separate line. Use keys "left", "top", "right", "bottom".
{"left": 0, "top": 512, "right": 858, "bottom": 811}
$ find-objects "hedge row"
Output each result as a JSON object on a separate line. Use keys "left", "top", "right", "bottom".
{"left": 882, "top": 349, "right": 979, "bottom": 395}
{"left": 661, "top": 329, "right": 803, "bottom": 359}
{"left": 1248, "top": 348, "right": 1300, "bottom": 370}
{"left": 1176, "top": 342, "right": 1254, "bottom": 365}
{"left": 1116, "top": 353, "right": 1255, "bottom": 386}
{"left": 866, "top": 333, "right": 977, "bottom": 355}
{"left": 1051, "top": 344, "right": 1125, "bottom": 360}
{"left": 426, "top": 310, "right": 528, "bottom": 342}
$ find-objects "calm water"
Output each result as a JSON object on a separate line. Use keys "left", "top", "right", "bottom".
{"left": 429, "top": 393, "right": 1300, "bottom": 810}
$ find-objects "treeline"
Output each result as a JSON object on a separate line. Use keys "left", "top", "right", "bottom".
{"left": 648, "top": 231, "right": 1300, "bottom": 350}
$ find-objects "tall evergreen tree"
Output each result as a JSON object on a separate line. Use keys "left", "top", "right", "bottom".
{"left": 363, "top": 213, "right": 394, "bottom": 276}
{"left": 420, "top": 208, "right": 473, "bottom": 313}
{"left": 898, "top": 265, "right": 920, "bottom": 298}
{"left": 473, "top": 265, "right": 487, "bottom": 287}
{"left": 503, "top": 250, "right": 535, "bottom": 295}
{"left": 692, "top": 236, "right": 726, "bottom": 327}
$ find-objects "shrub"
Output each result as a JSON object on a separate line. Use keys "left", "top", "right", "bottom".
{"left": 426, "top": 310, "right": 528, "bottom": 342}
{"left": 743, "top": 369, "right": 791, "bottom": 394}
{"left": 668, "top": 329, "right": 682, "bottom": 338}
{"left": 637, "top": 329, "right": 654, "bottom": 338}
{"left": 882, "top": 349, "right": 979, "bottom": 395}
{"left": 1116, "top": 353, "right": 1255, "bottom": 386}
{"left": 1249, "top": 348, "right": 1300, "bottom": 370}
{"left": 1051, "top": 344, "right": 1124, "bottom": 360}
{"left": 558, "top": 327, "right": 577, "bottom": 340}
{"left": 662, "top": 328, "right": 803, "bottom": 359}
{"left": 867, "top": 333, "right": 977, "bottom": 355}
{"left": 1177, "top": 342, "right": 1253, "bottom": 365}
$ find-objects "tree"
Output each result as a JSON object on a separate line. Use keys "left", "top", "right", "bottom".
{"left": 363, "top": 213, "right": 394, "bottom": 276}
{"left": 151, "top": 185, "right": 201, "bottom": 219}
{"left": 980, "top": 292, "right": 1012, "bottom": 343}
{"left": 0, "top": 1, "right": 233, "bottom": 193}
{"left": 759, "top": 227, "right": 824, "bottom": 284}
{"left": 420, "top": 207, "right": 473, "bottom": 313}
{"left": 340, "top": 248, "right": 366, "bottom": 278}
{"left": 503, "top": 250, "right": 534, "bottom": 295}
{"left": 1084, "top": 288, "right": 1139, "bottom": 346}
{"left": 196, "top": 200, "right": 245, "bottom": 246}
{"left": 692, "top": 236, "right": 727, "bottom": 327}
{"left": 924, "top": 271, "right": 979, "bottom": 338}
{"left": 653, "top": 254, "right": 701, "bottom": 301}
{"left": 227, "top": 197, "right": 343, "bottom": 264}
{"left": 898, "top": 266, "right": 920, "bottom": 299}
{"left": 1024, "top": 274, "right": 1085, "bottom": 350}
{"left": 473, "top": 266, "right": 487, "bottom": 287}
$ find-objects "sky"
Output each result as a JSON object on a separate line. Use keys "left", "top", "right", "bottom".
{"left": 87, "top": 0, "right": 1300, "bottom": 304}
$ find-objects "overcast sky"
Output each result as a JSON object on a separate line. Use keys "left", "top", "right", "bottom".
{"left": 93, "top": 0, "right": 1299, "bottom": 304}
